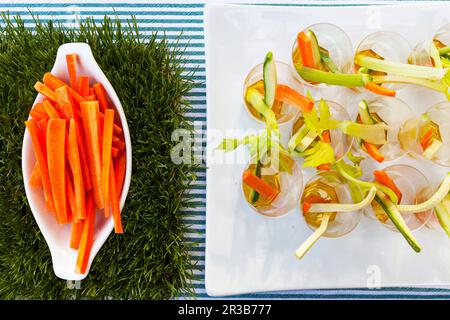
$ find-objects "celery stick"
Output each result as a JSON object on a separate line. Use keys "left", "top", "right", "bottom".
{"left": 296, "top": 65, "right": 370, "bottom": 87}
{"left": 355, "top": 54, "right": 448, "bottom": 80}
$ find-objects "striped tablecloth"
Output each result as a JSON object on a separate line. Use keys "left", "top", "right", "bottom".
{"left": 4, "top": 0, "right": 450, "bottom": 299}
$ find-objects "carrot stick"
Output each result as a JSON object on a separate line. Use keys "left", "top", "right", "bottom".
{"left": 93, "top": 83, "right": 110, "bottom": 112}
{"left": 70, "top": 220, "right": 84, "bottom": 250}
{"left": 98, "top": 111, "right": 122, "bottom": 136}
{"left": 55, "top": 86, "right": 76, "bottom": 119}
{"left": 47, "top": 119, "right": 68, "bottom": 224}
{"left": 66, "top": 171, "right": 75, "bottom": 224}
{"left": 321, "top": 130, "right": 331, "bottom": 143}
{"left": 297, "top": 32, "right": 316, "bottom": 68}
{"left": 316, "top": 163, "right": 332, "bottom": 171}
{"left": 302, "top": 194, "right": 331, "bottom": 213}
{"left": 37, "top": 118, "right": 48, "bottom": 154}
{"left": 76, "top": 192, "right": 96, "bottom": 274}
{"left": 43, "top": 99, "right": 60, "bottom": 119}
{"left": 43, "top": 73, "right": 86, "bottom": 105}
{"left": 275, "top": 84, "right": 314, "bottom": 112}
{"left": 114, "top": 150, "right": 126, "bottom": 194}
{"left": 85, "top": 95, "right": 96, "bottom": 101}
{"left": 68, "top": 119, "right": 87, "bottom": 220}
{"left": 109, "top": 162, "right": 123, "bottom": 233}
{"left": 80, "top": 101, "right": 104, "bottom": 209}
{"left": 111, "top": 147, "right": 119, "bottom": 158}
{"left": 363, "top": 140, "right": 384, "bottom": 163}
{"left": 29, "top": 163, "right": 42, "bottom": 188}
{"left": 374, "top": 170, "right": 403, "bottom": 203}
{"left": 78, "top": 76, "right": 90, "bottom": 97}
{"left": 34, "top": 81, "right": 57, "bottom": 102}
{"left": 43, "top": 72, "right": 65, "bottom": 90}
{"left": 30, "top": 109, "right": 48, "bottom": 121}
{"left": 25, "top": 119, "right": 54, "bottom": 208}
{"left": 420, "top": 128, "right": 434, "bottom": 150}
{"left": 365, "top": 82, "right": 396, "bottom": 97}
{"left": 33, "top": 102, "right": 46, "bottom": 114}
{"left": 242, "top": 171, "right": 279, "bottom": 200}
{"left": 101, "top": 109, "right": 115, "bottom": 216}
{"left": 112, "top": 139, "right": 125, "bottom": 151}
{"left": 66, "top": 54, "right": 78, "bottom": 89}
{"left": 89, "top": 88, "right": 95, "bottom": 96}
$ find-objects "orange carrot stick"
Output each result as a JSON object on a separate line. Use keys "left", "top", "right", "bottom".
{"left": 297, "top": 32, "right": 316, "bottom": 68}
{"left": 33, "top": 102, "right": 46, "bottom": 114}
{"left": 89, "top": 88, "right": 95, "bottom": 96}
{"left": 420, "top": 128, "right": 434, "bottom": 150}
{"left": 112, "top": 139, "right": 125, "bottom": 151}
{"left": 98, "top": 111, "right": 122, "bottom": 136}
{"left": 114, "top": 150, "right": 126, "bottom": 194}
{"left": 47, "top": 119, "right": 68, "bottom": 224}
{"left": 242, "top": 171, "right": 279, "bottom": 200}
{"left": 29, "top": 109, "right": 48, "bottom": 121}
{"left": 70, "top": 220, "right": 84, "bottom": 250}
{"left": 25, "top": 119, "right": 54, "bottom": 207}
{"left": 316, "top": 163, "right": 332, "bottom": 171}
{"left": 68, "top": 119, "right": 87, "bottom": 220}
{"left": 55, "top": 86, "right": 76, "bottom": 119}
{"left": 275, "top": 84, "right": 314, "bottom": 112}
{"left": 42, "top": 73, "right": 66, "bottom": 90}
{"left": 85, "top": 95, "right": 96, "bottom": 101}
{"left": 34, "top": 81, "right": 57, "bottom": 102}
{"left": 43, "top": 73, "right": 86, "bottom": 105}
{"left": 66, "top": 171, "right": 75, "bottom": 224}
{"left": 43, "top": 99, "right": 60, "bottom": 119}
{"left": 109, "top": 162, "right": 123, "bottom": 233}
{"left": 111, "top": 147, "right": 119, "bottom": 158}
{"left": 365, "top": 82, "right": 396, "bottom": 97}
{"left": 66, "top": 54, "right": 78, "bottom": 89}
{"left": 374, "top": 170, "right": 403, "bottom": 203}
{"left": 29, "top": 163, "right": 42, "bottom": 188}
{"left": 78, "top": 76, "right": 90, "bottom": 97}
{"left": 321, "top": 130, "right": 331, "bottom": 143}
{"left": 93, "top": 83, "right": 110, "bottom": 112}
{"left": 363, "top": 140, "right": 384, "bottom": 163}
{"left": 80, "top": 101, "right": 104, "bottom": 209}
{"left": 101, "top": 109, "right": 115, "bottom": 216}
{"left": 76, "top": 192, "right": 96, "bottom": 274}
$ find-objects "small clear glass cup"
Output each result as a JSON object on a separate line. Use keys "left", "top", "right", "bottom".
{"left": 434, "top": 22, "right": 450, "bottom": 48}
{"left": 399, "top": 101, "right": 450, "bottom": 167}
{"left": 300, "top": 171, "right": 362, "bottom": 237}
{"left": 241, "top": 153, "right": 303, "bottom": 217}
{"left": 364, "top": 164, "right": 433, "bottom": 232}
{"left": 409, "top": 41, "right": 436, "bottom": 67}
{"left": 352, "top": 96, "right": 414, "bottom": 161}
{"left": 355, "top": 31, "right": 412, "bottom": 90}
{"left": 243, "top": 61, "right": 304, "bottom": 124}
{"left": 290, "top": 100, "right": 353, "bottom": 161}
{"left": 410, "top": 23, "right": 450, "bottom": 67}
{"left": 291, "top": 23, "right": 353, "bottom": 88}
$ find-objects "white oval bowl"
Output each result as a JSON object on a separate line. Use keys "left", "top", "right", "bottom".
{"left": 21, "top": 43, "right": 132, "bottom": 281}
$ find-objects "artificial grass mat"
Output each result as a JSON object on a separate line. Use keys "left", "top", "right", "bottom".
{"left": 0, "top": 15, "right": 198, "bottom": 299}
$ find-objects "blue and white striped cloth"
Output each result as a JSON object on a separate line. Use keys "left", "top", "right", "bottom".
{"left": 4, "top": 0, "right": 450, "bottom": 299}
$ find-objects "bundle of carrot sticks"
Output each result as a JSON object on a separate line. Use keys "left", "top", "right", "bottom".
{"left": 25, "top": 53, "right": 126, "bottom": 274}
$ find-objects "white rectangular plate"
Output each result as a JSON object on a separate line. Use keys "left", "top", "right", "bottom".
{"left": 205, "top": 3, "right": 450, "bottom": 296}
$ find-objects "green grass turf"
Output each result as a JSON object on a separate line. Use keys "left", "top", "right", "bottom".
{"left": 0, "top": 14, "right": 199, "bottom": 299}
